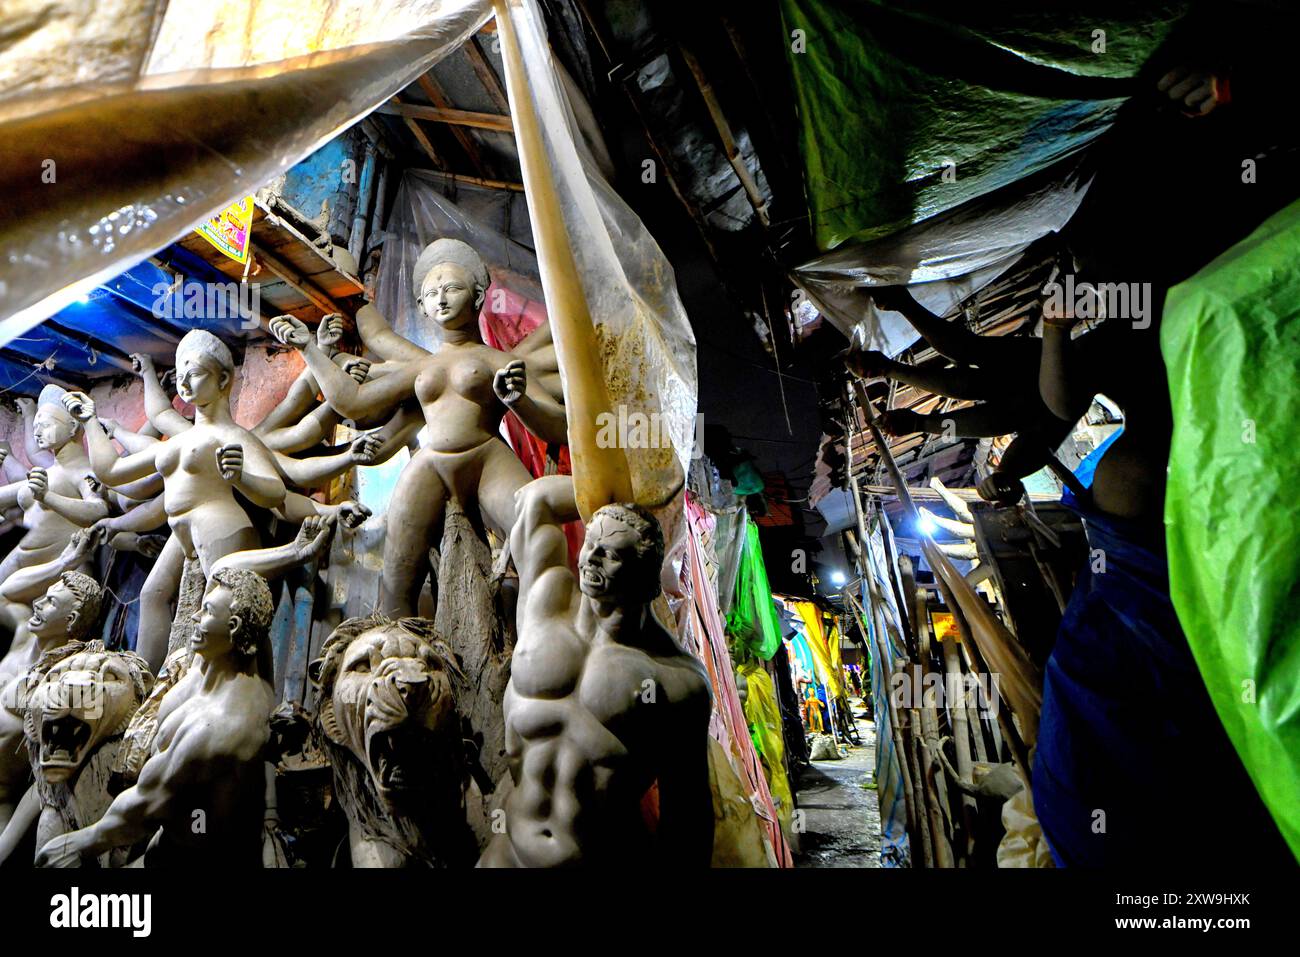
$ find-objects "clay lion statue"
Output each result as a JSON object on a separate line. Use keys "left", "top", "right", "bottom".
{"left": 310, "top": 615, "right": 476, "bottom": 868}
{"left": 21, "top": 642, "right": 153, "bottom": 866}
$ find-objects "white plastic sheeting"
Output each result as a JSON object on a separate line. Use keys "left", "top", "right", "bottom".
{"left": 791, "top": 161, "right": 1091, "bottom": 356}
{"left": 0, "top": 0, "right": 491, "bottom": 340}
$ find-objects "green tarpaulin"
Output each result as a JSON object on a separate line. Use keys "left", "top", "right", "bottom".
{"left": 1163, "top": 197, "right": 1300, "bottom": 860}
{"left": 725, "top": 519, "right": 783, "bottom": 661}
{"left": 780, "top": 0, "right": 1186, "bottom": 251}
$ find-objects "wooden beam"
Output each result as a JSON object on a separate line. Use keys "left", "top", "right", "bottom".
{"left": 379, "top": 100, "right": 512, "bottom": 133}
{"left": 422, "top": 171, "right": 524, "bottom": 192}
{"left": 391, "top": 94, "right": 447, "bottom": 170}
{"left": 464, "top": 35, "right": 511, "bottom": 114}
{"left": 417, "top": 74, "right": 490, "bottom": 177}
{"left": 251, "top": 241, "right": 347, "bottom": 317}
{"left": 677, "top": 43, "right": 771, "bottom": 229}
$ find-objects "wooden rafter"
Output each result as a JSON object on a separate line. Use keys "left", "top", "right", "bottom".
{"left": 392, "top": 93, "right": 447, "bottom": 170}
{"left": 417, "top": 73, "right": 490, "bottom": 178}
{"left": 464, "top": 35, "right": 511, "bottom": 114}
{"left": 379, "top": 101, "right": 512, "bottom": 133}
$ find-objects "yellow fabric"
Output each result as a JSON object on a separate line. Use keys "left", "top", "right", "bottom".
{"left": 739, "top": 661, "right": 793, "bottom": 837}
{"left": 792, "top": 600, "right": 842, "bottom": 698}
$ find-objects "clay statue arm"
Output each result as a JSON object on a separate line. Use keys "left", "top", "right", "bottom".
{"left": 494, "top": 358, "right": 568, "bottom": 446}
{"left": 130, "top": 354, "right": 191, "bottom": 438}
{"left": 0, "top": 445, "right": 24, "bottom": 484}
{"left": 221, "top": 437, "right": 287, "bottom": 510}
{"left": 1038, "top": 308, "right": 1096, "bottom": 422}
{"left": 355, "top": 302, "right": 431, "bottom": 362}
{"left": 0, "top": 479, "right": 23, "bottom": 510}
{"left": 210, "top": 514, "right": 336, "bottom": 579}
{"left": 36, "top": 731, "right": 210, "bottom": 865}
{"left": 109, "top": 472, "right": 164, "bottom": 503}
{"left": 62, "top": 394, "right": 158, "bottom": 486}
{"left": 271, "top": 315, "right": 419, "bottom": 422}
{"left": 93, "top": 495, "right": 168, "bottom": 535}
{"left": 17, "top": 397, "right": 54, "bottom": 468}
{"left": 102, "top": 419, "right": 159, "bottom": 455}
{"left": 0, "top": 784, "right": 38, "bottom": 865}
{"left": 252, "top": 370, "right": 323, "bottom": 437}
{"left": 1, "top": 528, "right": 101, "bottom": 605}
{"left": 510, "top": 476, "right": 580, "bottom": 614}
{"left": 24, "top": 469, "right": 110, "bottom": 527}
{"left": 271, "top": 434, "right": 381, "bottom": 490}
{"left": 260, "top": 402, "right": 340, "bottom": 453}
{"left": 273, "top": 493, "right": 371, "bottom": 530}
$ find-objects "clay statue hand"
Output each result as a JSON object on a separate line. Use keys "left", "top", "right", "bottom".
{"left": 340, "top": 355, "right": 371, "bottom": 384}
{"left": 129, "top": 352, "right": 155, "bottom": 377}
{"left": 83, "top": 475, "right": 106, "bottom": 499}
{"left": 0, "top": 446, "right": 7, "bottom": 469}
{"left": 294, "top": 514, "right": 337, "bottom": 561}
{"left": 493, "top": 358, "right": 526, "bottom": 406}
{"left": 317, "top": 313, "right": 346, "bottom": 350}
{"left": 870, "top": 285, "right": 914, "bottom": 314}
{"left": 845, "top": 348, "right": 889, "bottom": 379}
{"left": 336, "top": 500, "right": 372, "bottom": 530}
{"left": 25, "top": 467, "right": 48, "bottom": 502}
{"left": 16, "top": 397, "right": 35, "bottom": 417}
{"left": 100, "top": 418, "right": 119, "bottom": 438}
{"left": 61, "top": 391, "right": 96, "bottom": 422}
{"left": 349, "top": 433, "right": 383, "bottom": 465}
{"left": 270, "top": 315, "right": 312, "bottom": 350}
{"left": 977, "top": 472, "right": 1026, "bottom": 506}
{"left": 108, "top": 531, "right": 166, "bottom": 558}
{"left": 216, "top": 443, "right": 244, "bottom": 483}
{"left": 61, "top": 526, "right": 105, "bottom": 565}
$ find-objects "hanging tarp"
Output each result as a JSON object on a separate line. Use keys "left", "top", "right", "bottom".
{"left": 738, "top": 661, "right": 795, "bottom": 837}
{"left": 790, "top": 600, "right": 843, "bottom": 699}
{"left": 0, "top": 0, "right": 492, "bottom": 338}
{"left": 1162, "top": 196, "right": 1300, "bottom": 861}
{"left": 725, "top": 518, "right": 783, "bottom": 661}
{"left": 779, "top": 0, "right": 1187, "bottom": 252}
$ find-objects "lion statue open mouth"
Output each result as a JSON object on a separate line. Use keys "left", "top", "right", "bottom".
{"left": 310, "top": 615, "right": 476, "bottom": 867}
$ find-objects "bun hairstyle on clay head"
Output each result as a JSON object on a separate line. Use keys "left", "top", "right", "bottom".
{"left": 175, "top": 329, "right": 236, "bottom": 380}
{"left": 412, "top": 238, "right": 491, "bottom": 303}
{"left": 37, "top": 384, "right": 79, "bottom": 426}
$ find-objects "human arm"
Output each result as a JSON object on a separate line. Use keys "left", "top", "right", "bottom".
{"left": 270, "top": 315, "right": 419, "bottom": 422}
{"left": 130, "top": 354, "right": 191, "bottom": 438}
{"left": 871, "top": 286, "right": 1000, "bottom": 367}
{"left": 23, "top": 469, "right": 110, "bottom": 527}
{"left": 493, "top": 357, "right": 568, "bottom": 446}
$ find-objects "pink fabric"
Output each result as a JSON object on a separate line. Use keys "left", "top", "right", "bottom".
{"left": 681, "top": 495, "right": 793, "bottom": 867}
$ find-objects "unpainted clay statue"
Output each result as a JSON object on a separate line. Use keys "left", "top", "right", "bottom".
{"left": 0, "top": 529, "right": 104, "bottom": 837}
{"left": 1, "top": 643, "right": 153, "bottom": 866}
{"left": 310, "top": 615, "right": 476, "bottom": 867}
{"left": 63, "top": 329, "right": 287, "bottom": 670}
{"left": 270, "top": 238, "right": 568, "bottom": 616}
{"left": 480, "top": 476, "right": 713, "bottom": 867}
{"left": 0, "top": 386, "right": 107, "bottom": 587}
{"left": 36, "top": 566, "right": 276, "bottom": 867}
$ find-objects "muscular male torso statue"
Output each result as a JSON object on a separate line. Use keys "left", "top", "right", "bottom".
{"left": 481, "top": 476, "right": 713, "bottom": 867}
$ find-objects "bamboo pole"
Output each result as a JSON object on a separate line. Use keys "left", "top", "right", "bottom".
{"left": 912, "top": 589, "right": 956, "bottom": 868}
{"left": 941, "top": 628, "right": 977, "bottom": 862}
{"left": 493, "top": 0, "right": 633, "bottom": 517}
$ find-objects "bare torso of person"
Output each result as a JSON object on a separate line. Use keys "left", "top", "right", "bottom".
{"left": 1076, "top": 322, "right": 1172, "bottom": 523}
{"left": 148, "top": 667, "right": 272, "bottom": 862}
{"left": 16, "top": 459, "right": 94, "bottom": 552}
{"left": 155, "top": 423, "right": 258, "bottom": 563}
{"left": 413, "top": 343, "right": 514, "bottom": 453}
{"left": 497, "top": 614, "right": 709, "bottom": 867}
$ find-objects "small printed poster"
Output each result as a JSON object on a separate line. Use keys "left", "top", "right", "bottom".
{"left": 194, "top": 196, "right": 254, "bottom": 264}
{"left": 930, "top": 610, "right": 961, "bottom": 642}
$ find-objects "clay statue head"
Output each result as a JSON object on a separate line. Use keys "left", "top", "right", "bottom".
{"left": 310, "top": 615, "right": 464, "bottom": 810}
{"left": 191, "top": 567, "right": 273, "bottom": 664}
{"left": 412, "top": 238, "right": 490, "bottom": 332}
{"left": 34, "top": 385, "right": 82, "bottom": 450}
{"left": 175, "top": 329, "right": 235, "bottom": 405}
{"left": 22, "top": 644, "right": 153, "bottom": 785}
{"left": 28, "top": 572, "right": 103, "bottom": 645}
{"left": 579, "top": 503, "right": 665, "bottom": 605}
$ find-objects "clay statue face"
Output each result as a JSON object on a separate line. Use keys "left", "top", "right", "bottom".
{"left": 176, "top": 354, "right": 229, "bottom": 406}
{"left": 32, "top": 405, "right": 79, "bottom": 451}
{"left": 314, "top": 623, "right": 459, "bottom": 808}
{"left": 25, "top": 648, "right": 152, "bottom": 784}
{"left": 577, "top": 514, "right": 641, "bottom": 602}
{"left": 190, "top": 582, "right": 237, "bottom": 660}
{"left": 418, "top": 262, "right": 480, "bottom": 330}
{"left": 28, "top": 581, "right": 82, "bottom": 642}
